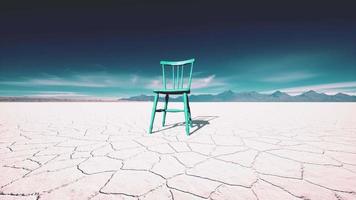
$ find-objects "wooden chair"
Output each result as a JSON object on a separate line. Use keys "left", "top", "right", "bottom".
{"left": 149, "top": 58, "right": 195, "bottom": 135}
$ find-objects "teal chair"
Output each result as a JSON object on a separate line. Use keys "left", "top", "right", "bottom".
{"left": 149, "top": 58, "right": 195, "bottom": 135}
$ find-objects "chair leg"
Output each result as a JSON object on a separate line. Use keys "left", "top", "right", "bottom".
{"left": 149, "top": 93, "right": 159, "bottom": 134}
{"left": 162, "top": 94, "right": 169, "bottom": 126}
{"left": 187, "top": 95, "right": 192, "bottom": 127}
{"left": 183, "top": 93, "right": 190, "bottom": 135}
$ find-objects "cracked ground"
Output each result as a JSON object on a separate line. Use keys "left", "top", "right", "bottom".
{"left": 0, "top": 102, "right": 356, "bottom": 200}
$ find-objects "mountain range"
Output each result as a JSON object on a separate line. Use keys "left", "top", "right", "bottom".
{"left": 120, "top": 90, "right": 356, "bottom": 102}
{"left": 1, "top": 90, "right": 355, "bottom": 102}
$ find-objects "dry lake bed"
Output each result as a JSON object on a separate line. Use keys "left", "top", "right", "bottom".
{"left": 0, "top": 102, "right": 356, "bottom": 200}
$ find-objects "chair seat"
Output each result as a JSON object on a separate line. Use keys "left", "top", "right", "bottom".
{"left": 153, "top": 88, "right": 190, "bottom": 94}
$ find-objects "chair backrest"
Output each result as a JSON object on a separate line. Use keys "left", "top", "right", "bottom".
{"left": 160, "top": 58, "right": 195, "bottom": 90}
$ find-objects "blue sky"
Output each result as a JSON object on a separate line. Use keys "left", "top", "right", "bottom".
{"left": 0, "top": 1, "right": 355, "bottom": 98}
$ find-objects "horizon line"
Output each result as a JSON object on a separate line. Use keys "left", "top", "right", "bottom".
{"left": 1, "top": 89, "right": 356, "bottom": 100}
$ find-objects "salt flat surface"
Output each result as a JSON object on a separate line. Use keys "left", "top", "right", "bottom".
{"left": 0, "top": 102, "right": 356, "bottom": 200}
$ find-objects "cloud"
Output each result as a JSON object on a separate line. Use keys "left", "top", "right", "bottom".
{"left": 192, "top": 75, "right": 223, "bottom": 89}
{"left": 0, "top": 77, "right": 106, "bottom": 87}
{"left": 148, "top": 79, "right": 162, "bottom": 88}
{"left": 0, "top": 72, "right": 229, "bottom": 96}
{"left": 146, "top": 74, "right": 227, "bottom": 90}
{"left": 261, "top": 71, "right": 317, "bottom": 83}
{"left": 33, "top": 78, "right": 106, "bottom": 87}
{"left": 0, "top": 72, "right": 140, "bottom": 88}
{"left": 266, "top": 81, "right": 356, "bottom": 95}
{"left": 130, "top": 75, "right": 139, "bottom": 84}
{"left": 27, "top": 91, "right": 90, "bottom": 98}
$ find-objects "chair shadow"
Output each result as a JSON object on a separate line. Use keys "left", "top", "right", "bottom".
{"left": 152, "top": 115, "right": 219, "bottom": 135}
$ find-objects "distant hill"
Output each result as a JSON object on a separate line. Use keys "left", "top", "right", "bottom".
{"left": 120, "top": 90, "right": 356, "bottom": 102}
{"left": 1, "top": 90, "right": 356, "bottom": 102}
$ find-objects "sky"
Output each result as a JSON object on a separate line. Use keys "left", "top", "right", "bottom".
{"left": 0, "top": 1, "right": 355, "bottom": 98}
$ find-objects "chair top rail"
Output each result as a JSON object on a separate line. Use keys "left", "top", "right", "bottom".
{"left": 160, "top": 58, "right": 195, "bottom": 66}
